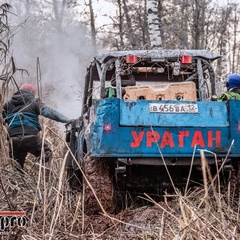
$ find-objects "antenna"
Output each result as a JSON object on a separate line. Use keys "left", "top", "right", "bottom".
{"left": 36, "top": 57, "right": 42, "bottom": 99}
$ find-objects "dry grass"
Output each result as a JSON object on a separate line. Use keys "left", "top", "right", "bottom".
{"left": 0, "top": 124, "right": 239, "bottom": 239}
{"left": 0, "top": 125, "right": 83, "bottom": 239}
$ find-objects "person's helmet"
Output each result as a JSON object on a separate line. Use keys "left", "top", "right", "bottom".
{"left": 226, "top": 73, "right": 240, "bottom": 90}
{"left": 20, "top": 84, "right": 36, "bottom": 95}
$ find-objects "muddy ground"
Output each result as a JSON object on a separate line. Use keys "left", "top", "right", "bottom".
{"left": 0, "top": 136, "right": 239, "bottom": 239}
{"left": 2, "top": 170, "right": 238, "bottom": 240}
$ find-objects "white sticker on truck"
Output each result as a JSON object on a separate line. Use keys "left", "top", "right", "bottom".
{"left": 149, "top": 103, "right": 198, "bottom": 113}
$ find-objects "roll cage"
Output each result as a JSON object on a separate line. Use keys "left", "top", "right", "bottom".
{"left": 81, "top": 49, "right": 221, "bottom": 115}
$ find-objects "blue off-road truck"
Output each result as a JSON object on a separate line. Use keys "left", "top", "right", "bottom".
{"left": 65, "top": 49, "right": 240, "bottom": 214}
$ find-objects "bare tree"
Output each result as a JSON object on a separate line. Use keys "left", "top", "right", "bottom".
{"left": 215, "top": 4, "right": 235, "bottom": 81}
{"left": 147, "top": 0, "right": 163, "bottom": 48}
{"left": 88, "top": 0, "right": 97, "bottom": 53}
{"left": 117, "top": 0, "right": 124, "bottom": 50}
{"left": 179, "top": 0, "right": 190, "bottom": 48}
{"left": 231, "top": 5, "right": 239, "bottom": 73}
{"left": 52, "top": 0, "right": 66, "bottom": 31}
{"left": 122, "top": 0, "right": 138, "bottom": 49}
{"left": 191, "top": 0, "right": 207, "bottom": 49}
{"left": 143, "top": 0, "right": 150, "bottom": 46}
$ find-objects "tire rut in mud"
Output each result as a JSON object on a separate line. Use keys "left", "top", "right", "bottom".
{"left": 83, "top": 155, "right": 115, "bottom": 215}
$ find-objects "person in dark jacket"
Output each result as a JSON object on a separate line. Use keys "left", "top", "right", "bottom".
{"left": 2, "top": 84, "right": 70, "bottom": 170}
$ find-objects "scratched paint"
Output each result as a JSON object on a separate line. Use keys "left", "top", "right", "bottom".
{"left": 83, "top": 98, "right": 240, "bottom": 158}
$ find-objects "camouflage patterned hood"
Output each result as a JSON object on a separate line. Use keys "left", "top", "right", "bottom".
{"left": 95, "top": 49, "right": 221, "bottom": 63}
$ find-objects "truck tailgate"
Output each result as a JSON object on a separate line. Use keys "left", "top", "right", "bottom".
{"left": 120, "top": 100, "right": 228, "bottom": 127}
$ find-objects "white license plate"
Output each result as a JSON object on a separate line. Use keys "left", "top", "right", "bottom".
{"left": 149, "top": 103, "right": 198, "bottom": 113}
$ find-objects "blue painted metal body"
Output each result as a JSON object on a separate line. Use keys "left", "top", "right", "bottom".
{"left": 80, "top": 98, "right": 240, "bottom": 159}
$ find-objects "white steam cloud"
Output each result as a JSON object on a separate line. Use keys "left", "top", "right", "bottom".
{"left": 10, "top": 3, "right": 95, "bottom": 119}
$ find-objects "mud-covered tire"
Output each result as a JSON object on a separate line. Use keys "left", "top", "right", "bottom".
{"left": 83, "top": 155, "right": 115, "bottom": 215}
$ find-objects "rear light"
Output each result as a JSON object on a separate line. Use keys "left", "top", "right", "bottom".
{"left": 126, "top": 55, "right": 138, "bottom": 64}
{"left": 181, "top": 55, "right": 192, "bottom": 64}
{"left": 104, "top": 123, "right": 112, "bottom": 131}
